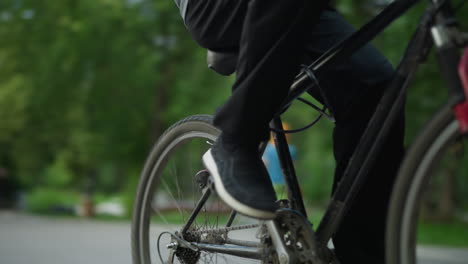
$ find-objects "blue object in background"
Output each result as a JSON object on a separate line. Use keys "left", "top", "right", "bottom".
{"left": 263, "top": 143, "right": 297, "bottom": 185}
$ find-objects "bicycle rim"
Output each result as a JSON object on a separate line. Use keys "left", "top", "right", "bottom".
{"left": 131, "top": 115, "right": 265, "bottom": 264}
{"left": 387, "top": 106, "right": 468, "bottom": 264}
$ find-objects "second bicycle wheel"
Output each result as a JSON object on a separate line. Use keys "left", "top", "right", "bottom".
{"left": 386, "top": 105, "right": 468, "bottom": 264}
{"left": 131, "top": 115, "right": 268, "bottom": 264}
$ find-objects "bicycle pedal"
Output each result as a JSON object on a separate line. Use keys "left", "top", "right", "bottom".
{"left": 275, "top": 199, "right": 291, "bottom": 209}
{"left": 194, "top": 169, "right": 210, "bottom": 189}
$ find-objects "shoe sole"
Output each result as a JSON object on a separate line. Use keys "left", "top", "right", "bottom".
{"left": 202, "top": 149, "right": 276, "bottom": 220}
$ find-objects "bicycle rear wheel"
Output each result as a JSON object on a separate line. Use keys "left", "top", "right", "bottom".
{"left": 131, "top": 115, "right": 267, "bottom": 264}
{"left": 386, "top": 105, "right": 468, "bottom": 264}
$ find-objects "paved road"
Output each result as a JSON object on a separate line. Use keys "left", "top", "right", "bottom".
{"left": 0, "top": 211, "right": 131, "bottom": 264}
{"left": 1, "top": 211, "right": 467, "bottom": 264}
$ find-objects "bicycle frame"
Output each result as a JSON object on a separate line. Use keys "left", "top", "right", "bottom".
{"left": 175, "top": 0, "right": 467, "bottom": 260}
{"left": 271, "top": 0, "right": 465, "bottom": 247}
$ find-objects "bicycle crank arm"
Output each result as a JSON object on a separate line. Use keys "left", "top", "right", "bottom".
{"left": 266, "top": 220, "right": 296, "bottom": 264}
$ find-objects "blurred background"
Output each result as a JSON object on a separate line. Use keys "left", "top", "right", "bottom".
{"left": 0, "top": 0, "right": 467, "bottom": 263}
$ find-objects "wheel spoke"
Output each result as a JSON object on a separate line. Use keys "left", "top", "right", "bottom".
{"left": 132, "top": 116, "right": 267, "bottom": 263}
{"left": 152, "top": 205, "right": 170, "bottom": 226}
{"left": 161, "top": 178, "right": 186, "bottom": 221}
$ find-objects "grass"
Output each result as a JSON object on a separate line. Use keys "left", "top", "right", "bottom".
{"left": 308, "top": 207, "right": 468, "bottom": 248}
{"left": 418, "top": 220, "right": 468, "bottom": 247}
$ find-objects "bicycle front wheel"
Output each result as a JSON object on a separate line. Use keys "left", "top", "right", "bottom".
{"left": 131, "top": 115, "right": 267, "bottom": 264}
{"left": 386, "top": 105, "right": 468, "bottom": 264}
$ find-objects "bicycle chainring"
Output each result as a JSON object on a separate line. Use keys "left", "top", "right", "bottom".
{"left": 274, "top": 209, "right": 324, "bottom": 264}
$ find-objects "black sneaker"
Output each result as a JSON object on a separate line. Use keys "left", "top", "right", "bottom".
{"left": 202, "top": 136, "right": 278, "bottom": 219}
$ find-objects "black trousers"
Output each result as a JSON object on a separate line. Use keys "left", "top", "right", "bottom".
{"left": 184, "top": 0, "right": 405, "bottom": 262}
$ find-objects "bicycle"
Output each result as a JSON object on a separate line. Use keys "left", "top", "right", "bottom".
{"left": 131, "top": 0, "right": 468, "bottom": 263}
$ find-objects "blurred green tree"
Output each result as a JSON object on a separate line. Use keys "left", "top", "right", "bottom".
{"left": 0, "top": 0, "right": 466, "bottom": 219}
{"left": 0, "top": 0, "right": 230, "bottom": 202}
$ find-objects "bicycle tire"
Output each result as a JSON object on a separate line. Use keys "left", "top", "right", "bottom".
{"left": 131, "top": 115, "right": 266, "bottom": 264}
{"left": 386, "top": 104, "right": 467, "bottom": 264}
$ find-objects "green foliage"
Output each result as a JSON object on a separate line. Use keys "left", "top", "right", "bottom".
{"left": 418, "top": 220, "right": 468, "bottom": 247}
{"left": 122, "top": 168, "right": 140, "bottom": 218}
{"left": 0, "top": 0, "right": 230, "bottom": 197}
{"left": 42, "top": 152, "right": 74, "bottom": 188}
{"left": 0, "top": 75, "right": 30, "bottom": 143}
{"left": 25, "top": 188, "right": 79, "bottom": 213}
{"left": 1, "top": 0, "right": 467, "bottom": 217}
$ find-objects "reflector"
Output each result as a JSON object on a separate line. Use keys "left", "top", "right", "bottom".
{"left": 454, "top": 48, "right": 468, "bottom": 133}
{"left": 459, "top": 48, "right": 468, "bottom": 94}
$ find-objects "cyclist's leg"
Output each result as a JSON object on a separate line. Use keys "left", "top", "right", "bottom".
{"left": 305, "top": 10, "right": 405, "bottom": 263}
{"left": 212, "top": 0, "right": 329, "bottom": 145}
{"left": 187, "top": 0, "right": 327, "bottom": 143}
{"left": 185, "top": 0, "right": 330, "bottom": 219}
{"left": 184, "top": 0, "right": 247, "bottom": 52}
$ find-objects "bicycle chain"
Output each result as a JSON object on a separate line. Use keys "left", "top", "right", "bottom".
{"left": 189, "top": 223, "right": 260, "bottom": 236}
